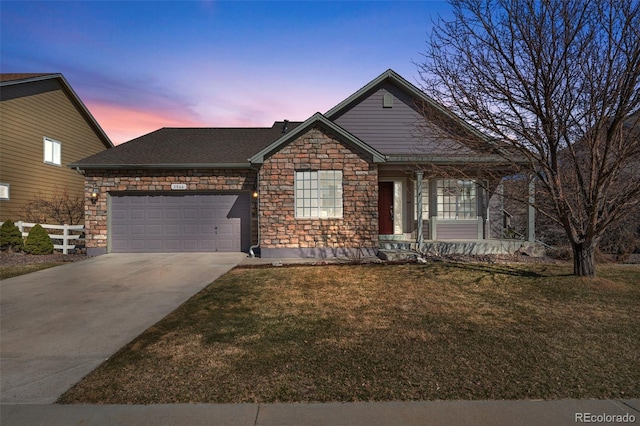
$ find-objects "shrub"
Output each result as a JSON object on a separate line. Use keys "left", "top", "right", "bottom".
{"left": 0, "top": 220, "right": 24, "bottom": 252}
{"left": 23, "top": 224, "right": 54, "bottom": 255}
{"left": 598, "top": 215, "right": 640, "bottom": 258}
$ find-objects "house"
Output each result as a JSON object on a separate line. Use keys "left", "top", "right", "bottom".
{"left": 70, "top": 70, "right": 536, "bottom": 257}
{"left": 0, "top": 74, "right": 113, "bottom": 221}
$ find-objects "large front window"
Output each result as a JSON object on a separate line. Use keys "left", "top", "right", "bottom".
{"left": 437, "top": 179, "right": 477, "bottom": 219}
{"left": 295, "top": 170, "right": 343, "bottom": 218}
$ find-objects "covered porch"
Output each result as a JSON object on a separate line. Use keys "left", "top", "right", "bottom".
{"left": 376, "top": 166, "right": 538, "bottom": 254}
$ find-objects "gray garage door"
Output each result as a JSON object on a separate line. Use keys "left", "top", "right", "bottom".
{"left": 110, "top": 193, "right": 250, "bottom": 253}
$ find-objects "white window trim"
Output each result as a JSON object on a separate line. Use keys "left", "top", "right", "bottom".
{"left": 436, "top": 179, "right": 478, "bottom": 220}
{"left": 43, "top": 137, "right": 62, "bottom": 166}
{"left": 295, "top": 170, "right": 343, "bottom": 219}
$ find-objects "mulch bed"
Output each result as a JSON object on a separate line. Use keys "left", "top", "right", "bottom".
{"left": 0, "top": 252, "right": 87, "bottom": 267}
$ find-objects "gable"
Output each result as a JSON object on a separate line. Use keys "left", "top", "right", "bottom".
{"left": 327, "top": 70, "right": 485, "bottom": 158}
{"left": 1, "top": 74, "right": 113, "bottom": 149}
{"left": 250, "top": 113, "right": 385, "bottom": 164}
{"left": 332, "top": 81, "right": 477, "bottom": 155}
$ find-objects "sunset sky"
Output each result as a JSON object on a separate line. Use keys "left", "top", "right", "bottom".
{"left": 1, "top": 1, "right": 452, "bottom": 145}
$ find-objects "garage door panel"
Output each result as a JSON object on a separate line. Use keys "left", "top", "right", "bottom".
{"left": 148, "top": 240, "right": 164, "bottom": 250}
{"left": 200, "top": 240, "right": 216, "bottom": 250}
{"left": 201, "top": 209, "right": 216, "bottom": 219}
{"left": 166, "top": 224, "right": 180, "bottom": 235}
{"left": 165, "top": 240, "right": 181, "bottom": 251}
{"left": 217, "top": 223, "right": 234, "bottom": 235}
{"left": 216, "top": 239, "right": 236, "bottom": 251}
{"left": 183, "top": 223, "right": 198, "bottom": 234}
{"left": 129, "top": 209, "right": 145, "bottom": 220}
{"left": 183, "top": 209, "right": 198, "bottom": 219}
{"left": 147, "top": 209, "right": 162, "bottom": 220}
{"left": 130, "top": 240, "right": 146, "bottom": 250}
{"left": 147, "top": 224, "right": 163, "bottom": 235}
{"left": 110, "top": 193, "right": 250, "bottom": 253}
{"left": 165, "top": 208, "right": 180, "bottom": 219}
{"left": 130, "top": 224, "right": 146, "bottom": 235}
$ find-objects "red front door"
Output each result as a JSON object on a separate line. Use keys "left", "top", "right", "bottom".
{"left": 378, "top": 182, "right": 394, "bottom": 235}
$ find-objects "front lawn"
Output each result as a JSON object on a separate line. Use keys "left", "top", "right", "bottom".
{"left": 0, "top": 262, "right": 65, "bottom": 280}
{"left": 58, "top": 261, "right": 640, "bottom": 403}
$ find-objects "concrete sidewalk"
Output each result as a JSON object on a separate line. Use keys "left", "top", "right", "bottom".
{"left": 1, "top": 399, "right": 638, "bottom": 425}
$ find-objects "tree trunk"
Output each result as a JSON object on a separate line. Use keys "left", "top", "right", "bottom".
{"left": 572, "top": 242, "right": 596, "bottom": 277}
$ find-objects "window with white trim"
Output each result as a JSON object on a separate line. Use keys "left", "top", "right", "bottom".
{"left": 43, "top": 137, "right": 61, "bottom": 166}
{"left": 437, "top": 179, "right": 477, "bottom": 219}
{"left": 295, "top": 170, "right": 343, "bottom": 218}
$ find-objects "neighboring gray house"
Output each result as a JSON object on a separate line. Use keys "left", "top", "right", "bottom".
{"left": 71, "top": 69, "right": 535, "bottom": 257}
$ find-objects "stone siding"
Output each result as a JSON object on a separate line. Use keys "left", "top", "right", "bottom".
{"left": 84, "top": 169, "right": 257, "bottom": 253}
{"left": 259, "top": 127, "right": 378, "bottom": 254}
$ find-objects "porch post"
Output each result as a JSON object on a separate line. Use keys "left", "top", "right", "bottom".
{"left": 527, "top": 175, "right": 536, "bottom": 242}
{"left": 416, "top": 171, "right": 424, "bottom": 243}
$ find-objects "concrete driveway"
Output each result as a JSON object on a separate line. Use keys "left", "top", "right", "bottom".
{"left": 0, "top": 252, "right": 245, "bottom": 404}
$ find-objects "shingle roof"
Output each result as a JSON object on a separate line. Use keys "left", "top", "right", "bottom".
{"left": 70, "top": 121, "right": 302, "bottom": 168}
{"left": 250, "top": 113, "right": 385, "bottom": 164}
{"left": 0, "top": 73, "right": 56, "bottom": 83}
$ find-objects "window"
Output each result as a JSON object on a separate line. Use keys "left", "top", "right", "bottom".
{"left": 295, "top": 170, "right": 343, "bottom": 218}
{"left": 43, "top": 137, "right": 61, "bottom": 166}
{"left": 437, "top": 179, "right": 477, "bottom": 219}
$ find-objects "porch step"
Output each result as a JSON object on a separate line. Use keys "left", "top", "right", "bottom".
{"left": 377, "top": 249, "right": 419, "bottom": 262}
{"left": 379, "top": 240, "right": 547, "bottom": 257}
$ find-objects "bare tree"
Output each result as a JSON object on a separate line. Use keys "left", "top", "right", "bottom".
{"left": 418, "top": 0, "right": 640, "bottom": 277}
{"left": 24, "top": 190, "right": 85, "bottom": 225}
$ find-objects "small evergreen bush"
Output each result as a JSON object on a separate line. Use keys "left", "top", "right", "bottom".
{"left": 0, "top": 220, "right": 24, "bottom": 252}
{"left": 23, "top": 224, "right": 54, "bottom": 255}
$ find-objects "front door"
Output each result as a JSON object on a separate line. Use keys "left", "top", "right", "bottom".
{"left": 378, "top": 181, "right": 394, "bottom": 235}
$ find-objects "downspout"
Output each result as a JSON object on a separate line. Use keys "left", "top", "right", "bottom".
{"left": 249, "top": 162, "right": 261, "bottom": 257}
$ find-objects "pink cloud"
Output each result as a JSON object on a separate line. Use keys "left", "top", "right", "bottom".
{"left": 86, "top": 101, "right": 210, "bottom": 145}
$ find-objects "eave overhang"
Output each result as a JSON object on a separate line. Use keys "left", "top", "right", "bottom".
{"left": 385, "top": 155, "right": 522, "bottom": 165}
{"left": 2, "top": 73, "right": 114, "bottom": 150}
{"left": 68, "top": 162, "right": 251, "bottom": 170}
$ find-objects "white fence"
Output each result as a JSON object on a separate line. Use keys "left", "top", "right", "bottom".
{"left": 2, "top": 221, "right": 85, "bottom": 254}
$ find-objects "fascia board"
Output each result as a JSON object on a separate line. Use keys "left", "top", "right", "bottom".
{"left": 385, "top": 155, "right": 526, "bottom": 165}
{"left": 56, "top": 75, "right": 114, "bottom": 149}
{"left": 0, "top": 73, "right": 62, "bottom": 86}
{"left": 2, "top": 73, "right": 114, "bottom": 149}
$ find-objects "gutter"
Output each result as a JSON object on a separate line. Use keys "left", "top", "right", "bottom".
{"left": 385, "top": 155, "right": 523, "bottom": 164}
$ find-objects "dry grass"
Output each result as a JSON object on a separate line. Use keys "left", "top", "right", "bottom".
{"left": 58, "top": 261, "right": 640, "bottom": 403}
{"left": 0, "top": 252, "right": 86, "bottom": 280}
{"left": 0, "top": 262, "right": 64, "bottom": 280}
